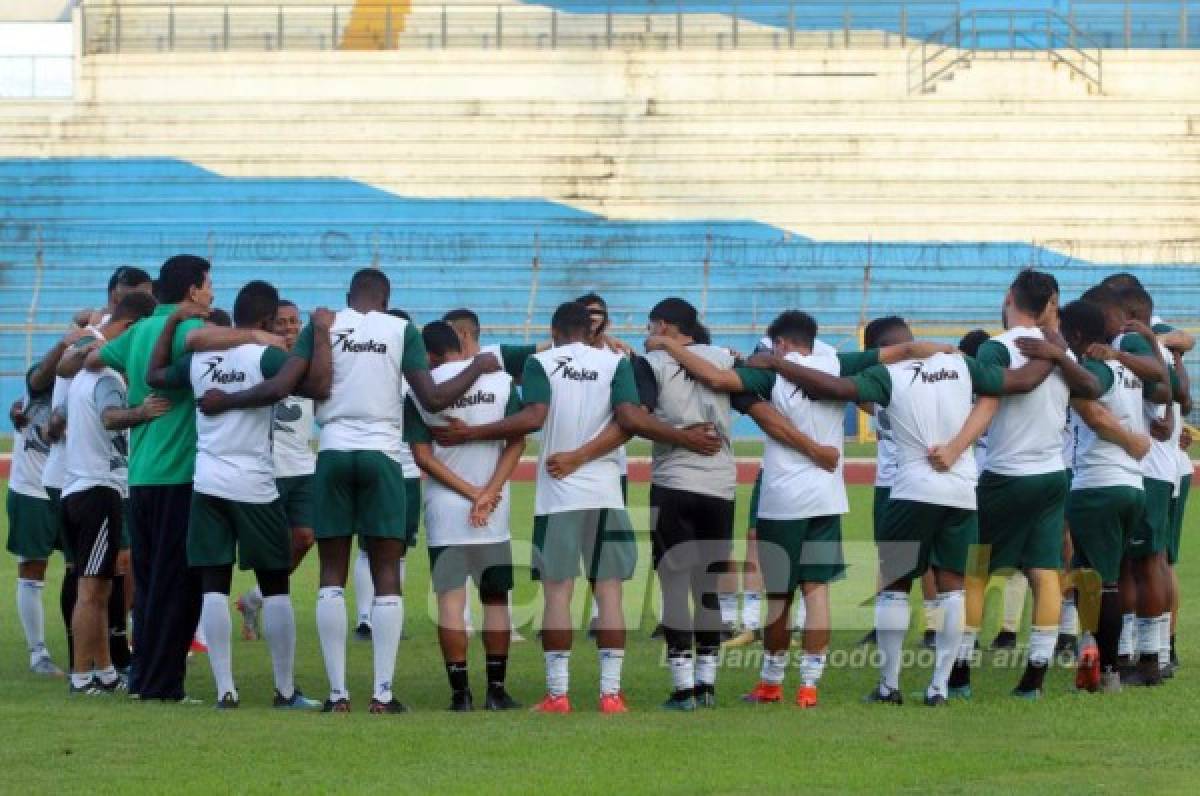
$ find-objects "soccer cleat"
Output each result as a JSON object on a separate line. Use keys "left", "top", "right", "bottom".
{"left": 96, "top": 674, "right": 128, "bottom": 695}
{"left": 794, "top": 685, "right": 818, "bottom": 709}
{"left": 990, "top": 630, "right": 1018, "bottom": 650}
{"left": 1100, "top": 669, "right": 1123, "bottom": 694}
{"left": 598, "top": 691, "right": 629, "bottom": 714}
{"left": 236, "top": 595, "right": 260, "bottom": 641}
{"left": 921, "top": 629, "right": 937, "bottom": 650}
{"left": 1075, "top": 644, "right": 1101, "bottom": 692}
{"left": 1121, "top": 661, "right": 1163, "bottom": 687}
{"left": 189, "top": 638, "right": 208, "bottom": 656}
{"left": 741, "top": 682, "right": 783, "bottom": 704}
{"left": 531, "top": 693, "right": 571, "bottom": 714}
{"left": 864, "top": 684, "right": 903, "bottom": 705}
{"left": 1011, "top": 687, "right": 1042, "bottom": 701}
{"left": 661, "top": 691, "right": 697, "bottom": 711}
{"left": 1055, "top": 633, "right": 1077, "bottom": 660}
{"left": 484, "top": 687, "right": 521, "bottom": 711}
{"left": 215, "top": 692, "right": 240, "bottom": 710}
{"left": 1162, "top": 662, "right": 1177, "bottom": 680}
{"left": 947, "top": 685, "right": 973, "bottom": 701}
{"left": 322, "top": 698, "right": 351, "bottom": 713}
{"left": 30, "top": 656, "right": 64, "bottom": 677}
{"left": 448, "top": 690, "right": 474, "bottom": 712}
{"left": 857, "top": 628, "right": 878, "bottom": 647}
{"left": 694, "top": 687, "right": 717, "bottom": 708}
{"left": 354, "top": 622, "right": 372, "bottom": 641}
{"left": 923, "top": 692, "right": 948, "bottom": 707}
{"left": 68, "top": 677, "right": 106, "bottom": 697}
{"left": 650, "top": 623, "right": 666, "bottom": 640}
{"left": 274, "top": 689, "right": 322, "bottom": 710}
{"left": 368, "top": 698, "right": 410, "bottom": 714}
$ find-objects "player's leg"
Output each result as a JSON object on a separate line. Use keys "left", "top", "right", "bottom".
{"left": 353, "top": 547, "right": 374, "bottom": 639}
{"left": 650, "top": 486, "right": 697, "bottom": 710}
{"left": 1011, "top": 471, "right": 1069, "bottom": 698}
{"left": 793, "top": 515, "right": 843, "bottom": 707}
{"left": 727, "top": 470, "right": 763, "bottom": 645}
{"left": 400, "top": 476, "right": 421, "bottom": 641}
{"left": 431, "top": 545, "right": 472, "bottom": 711}
{"left": 363, "top": 535, "right": 407, "bottom": 713}
{"left": 920, "top": 570, "right": 939, "bottom": 649}
{"left": 1169, "top": 472, "right": 1190, "bottom": 669}
{"left": 689, "top": 495, "right": 733, "bottom": 706}
{"left": 60, "top": 563, "right": 78, "bottom": 669}
{"left": 531, "top": 513, "right": 579, "bottom": 712}
{"left": 8, "top": 491, "right": 61, "bottom": 674}
{"left": 64, "top": 487, "right": 121, "bottom": 694}
{"left": 925, "top": 507, "right": 975, "bottom": 706}
{"left": 1057, "top": 525, "right": 1080, "bottom": 658}
{"left": 743, "top": 517, "right": 796, "bottom": 703}
{"left": 590, "top": 509, "right": 636, "bottom": 713}
{"left": 188, "top": 493, "right": 241, "bottom": 706}
{"left": 109, "top": 549, "right": 131, "bottom": 673}
{"left": 477, "top": 542, "right": 519, "bottom": 710}
{"left": 312, "top": 449, "right": 357, "bottom": 710}
{"left": 1126, "top": 478, "right": 1172, "bottom": 685}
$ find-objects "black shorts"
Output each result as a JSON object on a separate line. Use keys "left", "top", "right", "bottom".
{"left": 63, "top": 486, "right": 123, "bottom": 579}
{"left": 649, "top": 485, "right": 735, "bottom": 572}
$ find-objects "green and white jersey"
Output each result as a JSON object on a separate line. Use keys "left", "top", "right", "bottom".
{"left": 62, "top": 367, "right": 129, "bottom": 499}
{"left": 1139, "top": 339, "right": 1182, "bottom": 486}
{"left": 873, "top": 408, "right": 899, "bottom": 488}
{"left": 9, "top": 366, "right": 53, "bottom": 500}
{"left": 272, "top": 395, "right": 315, "bottom": 478}
{"left": 641, "top": 344, "right": 737, "bottom": 501}
{"left": 396, "top": 378, "right": 420, "bottom": 479}
{"left": 850, "top": 353, "right": 1006, "bottom": 510}
{"left": 976, "top": 327, "right": 1071, "bottom": 476}
{"left": 1070, "top": 358, "right": 1147, "bottom": 491}
{"left": 43, "top": 330, "right": 104, "bottom": 491}
{"left": 522, "top": 342, "right": 639, "bottom": 515}
{"left": 294, "top": 309, "right": 428, "bottom": 462}
{"left": 404, "top": 362, "right": 521, "bottom": 547}
{"left": 481, "top": 343, "right": 538, "bottom": 380}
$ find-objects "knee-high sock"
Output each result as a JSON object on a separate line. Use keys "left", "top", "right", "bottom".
{"left": 17, "top": 578, "right": 47, "bottom": 660}
{"left": 1118, "top": 612, "right": 1135, "bottom": 658}
{"left": 1001, "top": 573, "right": 1028, "bottom": 633}
{"left": 108, "top": 574, "right": 130, "bottom": 670}
{"left": 371, "top": 596, "right": 403, "bottom": 702}
{"left": 1059, "top": 595, "right": 1079, "bottom": 636}
{"left": 316, "top": 587, "right": 348, "bottom": 700}
{"left": 261, "top": 595, "right": 296, "bottom": 699}
{"left": 353, "top": 552, "right": 374, "bottom": 626}
{"left": 742, "top": 591, "right": 762, "bottom": 630}
{"left": 792, "top": 597, "right": 807, "bottom": 631}
{"left": 875, "top": 591, "right": 909, "bottom": 693}
{"left": 60, "top": 570, "right": 78, "bottom": 666}
{"left": 201, "top": 592, "right": 235, "bottom": 699}
{"left": 930, "top": 590, "right": 964, "bottom": 697}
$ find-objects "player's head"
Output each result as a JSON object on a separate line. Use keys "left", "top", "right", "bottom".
{"left": 692, "top": 322, "right": 712, "bottom": 345}
{"left": 1101, "top": 272, "right": 1143, "bottom": 292}
{"left": 864, "top": 315, "right": 911, "bottom": 349}
{"left": 155, "top": 254, "right": 212, "bottom": 307}
{"left": 233, "top": 280, "right": 280, "bottom": 331}
{"left": 1115, "top": 285, "right": 1153, "bottom": 324}
{"left": 647, "top": 297, "right": 701, "bottom": 342}
{"left": 443, "top": 308, "right": 481, "bottom": 347}
{"left": 107, "top": 265, "right": 153, "bottom": 306}
{"left": 347, "top": 268, "right": 390, "bottom": 312}
{"left": 1004, "top": 268, "right": 1059, "bottom": 328}
{"left": 207, "top": 308, "right": 232, "bottom": 328}
{"left": 958, "top": 328, "right": 990, "bottom": 357}
{"left": 108, "top": 291, "right": 158, "bottom": 331}
{"left": 1060, "top": 300, "right": 1109, "bottom": 359}
{"left": 422, "top": 320, "right": 464, "bottom": 368}
{"left": 1080, "top": 284, "right": 1125, "bottom": 338}
{"left": 274, "top": 300, "right": 301, "bottom": 350}
{"left": 576, "top": 292, "right": 609, "bottom": 340}
{"left": 766, "top": 310, "right": 817, "bottom": 355}
{"left": 551, "top": 301, "right": 593, "bottom": 345}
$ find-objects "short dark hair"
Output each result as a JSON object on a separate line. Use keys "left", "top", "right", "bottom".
{"left": 1081, "top": 284, "right": 1122, "bottom": 311}
{"left": 576, "top": 292, "right": 607, "bottom": 309}
{"left": 692, "top": 322, "right": 712, "bottom": 345}
{"left": 648, "top": 297, "right": 700, "bottom": 338}
{"left": 1061, "top": 300, "right": 1109, "bottom": 348}
{"left": 443, "top": 308, "right": 481, "bottom": 340}
{"left": 864, "top": 316, "right": 908, "bottom": 350}
{"left": 107, "top": 266, "right": 152, "bottom": 295}
{"left": 551, "top": 301, "right": 592, "bottom": 337}
{"left": 233, "top": 280, "right": 279, "bottom": 327}
{"left": 958, "top": 329, "right": 990, "bottom": 357}
{"left": 110, "top": 292, "right": 157, "bottom": 324}
{"left": 1101, "top": 272, "right": 1143, "bottom": 292}
{"left": 1116, "top": 285, "right": 1153, "bottom": 320}
{"left": 277, "top": 299, "right": 298, "bottom": 312}
{"left": 1009, "top": 268, "right": 1059, "bottom": 317}
{"left": 155, "top": 255, "right": 210, "bottom": 304}
{"left": 208, "top": 308, "right": 232, "bottom": 328}
{"left": 766, "top": 310, "right": 817, "bottom": 348}
{"left": 421, "top": 321, "right": 462, "bottom": 357}
{"left": 388, "top": 308, "right": 412, "bottom": 322}
{"left": 348, "top": 268, "right": 390, "bottom": 303}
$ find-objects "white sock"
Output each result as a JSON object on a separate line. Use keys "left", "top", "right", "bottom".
{"left": 669, "top": 652, "right": 694, "bottom": 692}
{"left": 201, "top": 592, "right": 236, "bottom": 700}
{"left": 371, "top": 596, "right": 403, "bottom": 702}
{"left": 354, "top": 552, "right": 374, "bottom": 626}
{"left": 1119, "top": 613, "right": 1136, "bottom": 658}
{"left": 243, "top": 585, "right": 264, "bottom": 612}
{"left": 1059, "top": 597, "right": 1078, "bottom": 636}
{"left": 1136, "top": 616, "right": 1159, "bottom": 660}
{"left": 1001, "top": 573, "right": 1028, "bottom": 632}
{"left": 760, "top": 651, "right": 788, "bottom": 685}
{"left": 194, "top": 619, "right": 207, "bottom": 646}
{"left": 96, "top": 665, "right": 118, "bottom": 686}
{"left": 261, "top": 595, "right": 296, "bottom": 699}
{"left": 397, "top": 557, "right": 407, "bottom": 590}
{"left": 599, "top": 648, "right": 624, "bottom": 695}
{"left": 958, "top": 627, "right": 979, "bottom": 663}
{"left": 718, "top": 592, "right": 738, "bottom": 626}
{"left": 545, "top": 650, "right": 570, "bottom": 696}
{"left": 742, "top": 591, "right": 762, "bottom": 630}
{"left": 923, "top": 598, "right": 940, "bottom": 633}
{"left": 792, "top": 598, "right": 807, "bottom": 631}
{"left": 696, "top": 652, "right": 718, "bottom": 687}
{"left": 1028, "top": 626, "right": 1057, "bottom": 666}
{"left": 71, "top": 670, "right": 94, "bottom": 688}
{"left": 929, "top": 590, "right": 964, "bottom": 698}
{"left": 1158, "top": 613, "right": 1172, "bottom": 669}
{"left": 16, "top": 578, "right": 47, "bottom": 660}
{"left": 316, "top": 587, "right": 348, "bottom": 700}
{"left": 799, "top": 653, "right": 827, "bottom": 687}
{"left": 875, "top": 591, "right": 909, "bottom": 694}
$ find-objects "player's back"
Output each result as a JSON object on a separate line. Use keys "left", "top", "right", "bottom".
{"left": 982, "top": 327, "right": 1070, "bottom": 476}
{"left": 1073, "top": 357, "right": 1147, "bottom": 490}
{"left": 62, "top": 366, "right": 128, "bottom": 498}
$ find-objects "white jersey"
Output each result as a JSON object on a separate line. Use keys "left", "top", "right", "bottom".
{"left": 1178, "top": 447, "right": 1194, "bottom": 496}
{"left": 757, "top": 350, "right": 848, "bottom": 520}
{"left": 1141, "top": 341, "right": 1181, "bottom": 486}
{"left": 313, "top": 309, "right": 422, "bottom": 462}
{"left": 980, "top": 327, "right": 1071, "bottom": 476}
{"left": 526, "top": 342, "right": 633, "bottom": 515}
{"left": 973, "top": 432, "right": 989, "bottom": 477}
{"left": 62, "top": 367, "right": 129, "bottom": 499}
{"left": 1062, "top": 409, "right": 1078, "bottom": 472}
{"left": 272, "top": 395, "right": 315, "bottom": 478}
{"left": 414, "top": 361, "right": 516, "bottom": 547}
{"left": 873, "top": 408, "right": 898, "bottom": 488}
{"left": 190, "top": 344, "right": 280, "bottom": 503}
{"left": 1071, "top": 359, "right": 1147, "bottom": 491}
{"left": 9, "top": 371, "right": 53, "bottom": 500}
{"left": 42, "top": 328, "right": 105, "bottom": 492}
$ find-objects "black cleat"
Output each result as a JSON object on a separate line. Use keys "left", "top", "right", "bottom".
{"left": 215, "top": 692, "right": 240, "bottom": 710}
{"left": 354, "top": 622, "right": 372, "bottom": 641}
{"left": 1122, "top": 660, "right": 1164, "bottom": 687}
{"left": 68, "top": 677, "right": 106, "bottom": 697}
{"left": 694, "top": 685, "right": 717, "bottom": 708}
{"left": 990, "top": 630, "right": 1018, "bottom": 650}
{"left": 921, "top": 629, "right": 937, "bottom": 650}
{"left": 448, "top": 690, "right": 474, "bottom": 712}
{"left": 322, "top": 698, "right": 351, "bottom": 713}
{"left": 368, "top": 697, "right": 410, "bottom": 714}
{"left": 484, "top": 687, "right": 521, "bottom": 711}
{"left": 864, "top": 684, "right": 903, "bottom": 705}
{"left": 857, "top": 629, "right": 877, "bottom": 647}
{"left": 650, "top": 623, "right": 666, "bottom": 640}
{"left": 1055, "top": 633, "right": 1077, "bottom": 659}
{"left": 95, "top": 673, "right": 128, "bottom": 695}
{"left": 923, "top": 692, "right": 948, "bottom": 707}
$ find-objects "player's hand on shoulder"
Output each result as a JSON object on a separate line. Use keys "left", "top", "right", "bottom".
{"left": 644, "top": 335, "right": 671, "bottom": 353}
{"left": 1014, "top": 336, "right": 1062, "bottom": 362}
{"left": 743, "top": 352, "right": 776, "bottom": 370}
{"left": 1122, "top": 319, "right": 1154, "bottom": 340}
{"left": 1149, "top": 417, "right": 1172, "bottom": 442}
{"left": 62, "top": 325, "right": 91, "bottom": 346}
{"left": 1084, "top": 342, "right": 1117, "bottom": 362}
{"left": 473, "top": 352, "right": 502, "bottom": 374}
{"left": 311, "top": 307, "right": 335, "bottom": 331}
{"left": 9, "top": 400, "right": 27, "bottom": 431}
{"left": 603, "top": 335, "right": 633, "bottom": 357}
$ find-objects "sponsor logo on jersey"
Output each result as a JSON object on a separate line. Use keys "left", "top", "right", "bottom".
{"left": 906, "top": 362, "right": 961, "bottom": 386}
{"left": 332, "top": 327, "right": 388, "bottom": 354}
{"left": 200, "top": 355, "right": 247, "bottom": 385}
{"left": 451, "top": 389, "right": 497, "bottom": 409}
{"left": 549, "top": 356, "right": 599, "bottom": 382}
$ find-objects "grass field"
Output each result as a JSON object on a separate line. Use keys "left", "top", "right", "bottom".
{"left": 4, "top": 479, "right": 1200, "bottom": 793}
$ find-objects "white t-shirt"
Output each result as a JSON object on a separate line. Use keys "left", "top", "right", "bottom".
{"left": 873, "top": 408, "right": 898, "bottom": 488}
{"left": 42, "top": 328, "right": 105, "bottom": 492}
{"left": 62, "top": 367, "right": 129, "bottom": 499}
{"left": 272, "top": 395, "right": 315, "bottom": 478}
{"left": 9, "top": 368, "right": 53, "bottom": 500}
{"left": 1140, "top": 340, "right": 1181, "bottom": 486}
{"left": 1071, "top": 359, "right": 1147, "bottom": 491}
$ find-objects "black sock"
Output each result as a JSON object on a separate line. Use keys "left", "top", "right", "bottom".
{"left": 486, "top": 655, "right": 507, "bottom": 690}
{"left": 1096, "top": 588, "right": 1122, "bottom": 672}
{"left": 446, "top": 661, "right": 469, "bottom": 693}
{"left": 108, "top": 575, "right": 130, "bottom": 669}
{"left": 949, "top": 660, "right": 971, "bottom": 689}
{"left": 1016, "top": 661, "right": 1048, "bottom": 692}
{"left": 60, "top": 568, "right": 78, "bottom": 667}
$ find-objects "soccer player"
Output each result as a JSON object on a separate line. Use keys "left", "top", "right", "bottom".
{"left": 403, "top": 321, "right": 525, "bottom": 711}
{"left": 61, "top": 292, "right": 160, "bottom": 695}
{"left": 431, "top": 301, "right": 719, "bottom": 713}
{"left": 443, "top": 307, "right": 544, "bottom": 381}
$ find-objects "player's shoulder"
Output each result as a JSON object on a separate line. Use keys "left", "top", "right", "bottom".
{"left": 431, "top": 358, "right": 472, "bottom": 383}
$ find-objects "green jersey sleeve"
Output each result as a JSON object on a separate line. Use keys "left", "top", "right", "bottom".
{"left": 293, "top": 322, "right": 315, "bottom": 361}
{"left": 837, "top": 349, "right": 879, "bottom": 376}
{"left": 1082, "top": 359, "right": 1115, "bottom": 393}
{"left": 1152, "top": 323, "right": 1174, "bottom": 335}
{"left": 500, "top": 344, "right": 537, "bottom": 378}
{"left": 521, "top": 357, "right": 552, "bottom": 405}
{"left": 173, "top": 318, "right": 203, "bottom": 360}
{"left": 401, "top": 323, "right": 430, "bottom": 372}
{"left": 849, "top": 365, "right": 892, "bottom": 406}
{"left": 975, "top": 340, "right": 1011, "bottom": 369}
{"left": 964, "top": 356, "right": 1006, "bottom": 396}
{"left": 402, "top": 395, "right": 432, "bottom": 445}
{"left": 1119, "top": 333, "right": 1154, "bottom": 356}
{"left": 504, "top": 384, "right": 522, "bottom": 417}
{"left": 260, "top": 346, "right": 289, "bottom": 379}
{"left": 98, "top": 328, "right": 133, "bottom": 373}
{"left": 734, "top": 367, "right": 776, "bottom": 398}
{"left": 610, "top": 358, "right": 639, "bottom": 409}
{"left": 160, "top": 352, "right": 194, "bottom": 392}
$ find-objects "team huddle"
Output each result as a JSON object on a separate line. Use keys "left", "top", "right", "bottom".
{"left": 5, "top": 257, "right": 1193, "bottom": 712}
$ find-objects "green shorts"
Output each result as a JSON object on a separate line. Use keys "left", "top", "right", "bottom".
{"left": 747, "top": 470, "right": 763, "bottom": 533}
{"left": 6, "top": 490, "right": 59, "bottom": 561}
{"left": 977, "top": 470, "right": 1069, "bottom": 572}
{"left": 187, "top": 492, "right": 291, "bottom": 571}
{"left": 756, "top": 515, "right": 845, "bottom": 593}
{"left": 428, "top": 541, "right": 514, "bottom": 597}
{"left": 314, "top": 449, "right": 407, "bottom": 540}
{"left": 872, "top": 486, "right": 892, "bottom": 542}
{"left": 1066, "top": 486, "right": 1145, "bottom": 583}
{"left": 1128, "top": 478, "right": 1173, "bottom": 559}
{"left": 532, "top": 509, "right": 637, "bottom": 582}
{"left": 876, "top": 498, "right": 978, "bottom": 582}
{"left": 404, "top": 477, "right": 421, "bottom": 548}
{"left": 276, "top": 475, "right": 314, "bottom": 530}
{"left": 1169, "top": 474, "right": 1191, "bottom": 566}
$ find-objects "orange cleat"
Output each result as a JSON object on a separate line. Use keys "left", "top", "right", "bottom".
{"left": 599, "top": 692, "right": 629, "bottom": 714}
{"left": 795, "top": 685, "right": 818, "bottom": 708}
{"left": 1075, "top": 643, "right": 1101, "bottom": 693}
{"left": 741, "top": 682, "right": 784, "bottom": 704}
{"left": 531, "top": 693, "right": 572, "bottom": 714}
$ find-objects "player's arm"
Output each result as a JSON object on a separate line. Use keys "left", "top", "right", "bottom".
{"left": 608, "top": 357, "right": 720, "bottom": 454}
{"left": 743, "top": 352, "right": 862, "bottom": 402}
{"left": 1071, "top": 397, "right": 1152, "bottom": 461}
{"left": 1088, "top": 323, "right": 1169, "bottom": 393}
{"left": 184, "top": 320, "right": 284, "bottom": 353}
{"left": 145, "top": 302, "right": 213, "bottom": 385}
{"left": 736, "top": 392, "right": 839, "bottom": 472}
{"left": 1172, "top": 349, "right": 1192, "bottom": 415}
{"left": 196, "top": 355, "right": 308, "bottom": 416}
{"left": 877, "top": 340, "right": 955, "bottom": 364}
{"left": 29, "top": 327, "right": 88, "bottom": 393}
{"left": 45, "top": 408, "right": 67, "bottom": 443}
{"left": 545, "top": 422, "right": 631, "bottom": 480}
{"left": 1160, "top": 329, "right": 1195, "bottom": 354}
{"left": 471, "top": 436, "right": 527, "bottom": 527}
{"left": 410, "top": 442, "right": 481, "bottom": 502}
{"left": 405, "top": 348, "right": 502, "bottom": 413}
{"left": 644, "top": 336, "right": 744, "bottom": 392}
{"left": 432, "top": 404, "right": 547, "bottom": 447}
{"left": 1013, "top": 335, "right": 1103, "bottom": 399}
{"left": 9, "top": 399, "right": 27, "bottom": 431}
{"left": 291, "top": 309, "right": 335, "bottom": 401}
{"left": 57, "top": 336, "right": 105, "bottom": 380}
{"left": 101, "top": 377, "right": 172, "bottom": 432}
{"left": 929, "top": 396, "right": 999, "bottom": 473}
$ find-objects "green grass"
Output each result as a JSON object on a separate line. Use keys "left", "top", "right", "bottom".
{"left": 4, "top": 480, "right": 1200, "bottom": 793}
